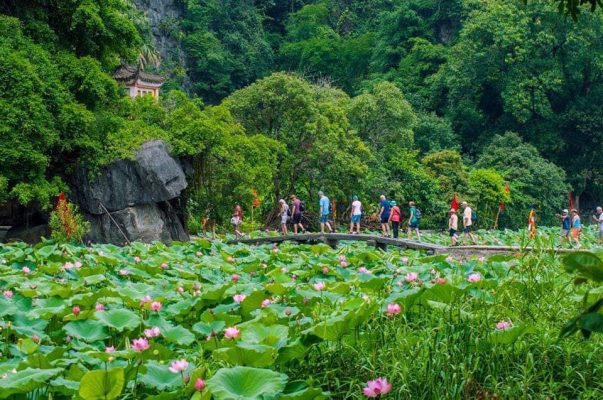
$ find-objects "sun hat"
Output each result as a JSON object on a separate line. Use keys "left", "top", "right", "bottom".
{"left": 562, "top": 209, "right": 568, "bottom": 214}
{"left": 390, "top": 201, "right": 397, "bottom": 206}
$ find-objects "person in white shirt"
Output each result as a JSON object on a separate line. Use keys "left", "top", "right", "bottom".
{"left": 350, "top": 195, "right": 362, "bottom": 234}
{"left": 461, "top": 201, "right": 477, "bottom": 244}
{"left": 279, "top": 199, "right": 289, "bottom": 236}
{"left": 592, "top": 206, "right": 603, "bottom": 245}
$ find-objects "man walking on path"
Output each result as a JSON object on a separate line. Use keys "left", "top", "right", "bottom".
{"left": 461, "top": 201, "right": 477, "bottom": 244}
{"left": 350, "top": 195, "right": 362, "bottom": 234}
{"left": 290, "top": 195, "right": 305, "bottom": 234}
{"left": 389, "top": 201, "right": 401, "bottom": 238}
{"left": 319, "top": 191, "right": 333, "bottom": 234}
{"left": 407, "top": 201, "right": 421, "bottom": 241}
{"left": 448, "top": 208, "right": 459, "bottom": 246}
{"left": 592, "top": 206, "right": 603, "bottom": 246}
{"left": 556, "top": 209, "right": 571, "bottom": 246}
{"left": 378, "top": 195, "right": 391, "bottom": 237}
{"left": 278, "top": 199, "right": 289, "bottom": 236}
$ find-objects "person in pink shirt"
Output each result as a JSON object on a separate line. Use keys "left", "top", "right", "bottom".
{"left": 389, "top": 201, "right": 401, "bottom": 239}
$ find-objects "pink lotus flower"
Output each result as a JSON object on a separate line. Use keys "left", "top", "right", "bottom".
{"left": 195, "top": 251, "right": 202, "bottom": 257}
{"left": 467, "top": 273, "right": 481, "bottom": 283}
{"left": 233, "top": 294, "right": 246, "bottom": 303}
{"left": 272, "top": 247, "right": 279, "bottom": 253}
{"left": 169, "top": 359, "right": 189, "bottom": 373}
{"left": 340, "top": 261, "right": 349, "bottom": 268}
{"left": 3, "top": 290, "right": 13, "bottom": 298}
{"left": 496, "top": 320, "right": 512, "bottom": 330}
{"left": 284, "top": 307, "right": 292, "bottom": 316}
{"left": 434, "top": 277, "right": 447, "bottom": 285}
{"left": 177, "top": 287, "right": 184, "bottom": 293}
{"left": 134, "top": 256, "right": 141, "bottom": 263}
{"left": 132, "top": 337, "right": 149, "bottom": 352}
{"left": 72, "top": 306, "right": 81, "bottom": 315}
{"left": 119, "top": 269, "right": 129, "bottom": 276}
{"left": 105, "top": 346, "right": 115, "bottom": 353}
{"left": 405, "top": 272, "right": 418, "bottom": 282}
{"left": 194, "top": 290, "right": 201, "bottom": 296}
{"left": 32, "top": 334, "right": 40, "bottom": 343}
{"left": 313, "top": 281, "right": 326, "bottom": 291}
{"left": 144, "top": 327, "right": 161, "bottom": 338}
{"left": 160, "top": 262, "right": 169, "bottom": 270}
{"left": 291, "top": 274, "right": 298, "bottom": 280}
{"left": 195, "top": 378, "right": 205, "bottom": 391}
{"left": 22, "top": 266, "right": 30, "bottom": 274}
{"left": 231, "top": 274, "right": 239, "bottom": 282}
{"left": 400, "top": 257, "right": 409, "bottom": 265}
{"left": 75, "top": 261, "right": 82, "bottom": 269}
{"left": 63, "top": 262, "right": 75, "bottom": 270}
{"left": 358, "top": 267, "right": 372, "bottom": 274}
{"left": 322, "top": 266, "right": 330, "bottom": 274}
{"left": 95, "top": 303, "right": 105, "bottom": 311}
{"left": 363, "top": 377, "right": 392, "bottom": 397}
{"left": 261, "top": 299, "right": 272, "bottom": 308}
{"left": 339, "top": 255, "right": 347, "bottom": 262}
{"left": 224, "top": 327, "right": 240, "bottom": 340}
{"left": 150, "top": 301, "right": 162, "bottom": 312}
{"left": 386, "top": 303, "right": 401, "bottom": 316}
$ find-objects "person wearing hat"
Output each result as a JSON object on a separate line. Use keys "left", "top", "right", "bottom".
{"left": 555, "top": 209, "right": 571, "bottom": 246}
{"left": 448, "top": 208, "right": 459, "bottom": 246}
{"left": 349, "top": 195, "right": 362, "bottom": 234}
{"left": 389, "top": 201, "right": 402, "bottom": 239}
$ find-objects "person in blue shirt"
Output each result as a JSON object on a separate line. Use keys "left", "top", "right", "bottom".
{"left": 318, "top": 191, "right": 333, "bottom": 234}
{"left": 378, "top": 194, "right": 391, "bottom": 237}
{"left": 555, "top": 209, "right": 571, "bottom": 246}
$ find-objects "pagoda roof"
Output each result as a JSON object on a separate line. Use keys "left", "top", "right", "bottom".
{"left": 113, "top": 64, "right": 165, "bottom": 86}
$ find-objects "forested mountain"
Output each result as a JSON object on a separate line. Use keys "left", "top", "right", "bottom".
{"left": 1, "top": 0, "right": 602, "bottom": 230}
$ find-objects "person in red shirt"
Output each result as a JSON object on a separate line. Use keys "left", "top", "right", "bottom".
{"left": 388, "top": 201, "right": 402, "bottom": 239}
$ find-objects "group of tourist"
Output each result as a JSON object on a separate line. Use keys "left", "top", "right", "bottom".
{"left": 556, "top": 207, "right": 603, "bottom": 248}
{"left": 231, "top": 193, "right": 603, "bottom": 247}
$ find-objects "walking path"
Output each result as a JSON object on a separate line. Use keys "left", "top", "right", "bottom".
{"left": 227, "top": 233, "right": 577, "bottom": 256}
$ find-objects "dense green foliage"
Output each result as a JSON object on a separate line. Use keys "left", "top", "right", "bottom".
{"left": 0, "top": 239, "right": 602, "bottom": 398}
{"left": 2, "top": 0, "right": 603, "bottom": 231}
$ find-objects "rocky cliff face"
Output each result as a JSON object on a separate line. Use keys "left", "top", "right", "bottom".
{"left": 71, "top": 141, "right": 189, "bottom": 244}
{"left": 133, "top": 0, "right": 190, "bottom": 90}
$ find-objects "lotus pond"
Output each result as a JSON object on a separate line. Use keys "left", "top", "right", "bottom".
{"left": 0, "top": 238, "right": 602, "bottom": 399}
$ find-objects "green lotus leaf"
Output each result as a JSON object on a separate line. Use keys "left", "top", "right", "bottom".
{"left": 206, "top": 366, "right": 288, "bottom": 400}
{"left": 64, "top": 320, "right": 110, "bottom": 342}
{"left": 140, "top": 360, "right": 183, "bottom": 391}
{"left": 95, "top": 309, "right": 141, "bottom": 332}
{"left": 79, "top": 368, "right": 125, "bottom": 400}
{"left": 0, "top": 368, "right": 62, "bottom": 399}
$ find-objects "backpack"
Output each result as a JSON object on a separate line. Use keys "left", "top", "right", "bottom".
{"left": 471, "top": 210, "right": 478, "bottom": 223}
{"left": 299, "top": 201, "right": 305, "bottom": 212}
{"left": 415, "top": 209, "right": 422, "bottom": 219}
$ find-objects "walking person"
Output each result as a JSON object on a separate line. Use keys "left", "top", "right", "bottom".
{"left": 448, "top": 208, "right": 459, "bottom": 246}
{"left": 378, "top": 195, "right": 391, "bottom": 237}
{"left": 279, "top": 199, "right": 289, "bottom": 236}
{"left": 461, "top": 201, "right": 477, "bottom": 244}
{"left": 290, "top": 194, "right": 306, "bottom": 234}
{"left": 592, "top": 206, "right": 603, "bottom": 246}
{"left": 407, "top": 201, "right": 421, "bottom": 241}
{"left": 389, "top": 201, "right": 401, "bottom": 239}
{"left": 571, "top": 209, "right": 582, "bottom": 248}
{"left": 318, "top": 191, "right": 333, "bottom": 234}
{"left": 555, "top": 209, "right": 571, "bottom": 246}
{"left": 231, "top": 203, "right": 245, "bottom": 239}
{"left": 350, "top": 195, "right": 362, "bottom": 234}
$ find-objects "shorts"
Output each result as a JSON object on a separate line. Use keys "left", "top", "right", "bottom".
{"left": 281, "top": 214, "right": 288, "bottom": 224}
{"left": 351, "top": 214, "right": 361, "bottom": 224}
{"left": 320, "top": 214, "right": 329, "bottom": 223}
{"left": 449, "top": 229, "right": 457, "bottom": 237}
{"left": 560, "top": 229, "right": 570, "bottom": 238}
{"left": 231, "top": 216, "right": 241, "bottom": 227}
{"left": 292, "top": 213, "right": 302, "bottom": 224}
{"left": 464, "top": 225, "right": 472, "bottom": 233}
{"left": 380, "top": 216, "right": 390, "bottom": 224}
{"left": 571, "top": 228, "right": 581, "bottom": 238}
{"left": 598, "top": 229, "right": 603, "bottom": 239}
{"left": 409, "top": 222, "right": 419, "bottom": 229}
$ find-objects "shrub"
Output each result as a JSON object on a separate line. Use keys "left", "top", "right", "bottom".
{"left": 49, "top": 193, "right": 90, "bottom": 243}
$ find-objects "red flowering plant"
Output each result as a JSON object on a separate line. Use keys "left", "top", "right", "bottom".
{"left": 48, "top": 192, "right": 90, "bottom": 243}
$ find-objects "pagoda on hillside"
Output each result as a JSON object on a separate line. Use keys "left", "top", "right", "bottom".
{"left": 113, "top": 64, "right": 165, "bottom": 99}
